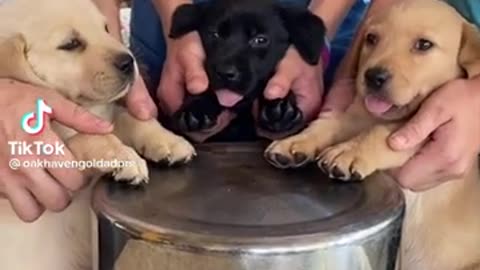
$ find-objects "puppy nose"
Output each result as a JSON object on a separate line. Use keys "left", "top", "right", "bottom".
{"left": 114, "top": 53, "right": 134, "bottom": 76}
{"left": 364, "top": 67, "right": 391, "bottom": 91}
{"left": 216, "top": 65, "right": 240, "bottom": 81}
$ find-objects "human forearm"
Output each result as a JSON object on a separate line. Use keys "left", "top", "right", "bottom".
{"left": 151, "top": 0, "right": 193, "bottom": 35}
{"left": 309, "top": 0, "right": 356, "bottom": 39}
{"left": 92, "top": 0, "right": 122, "bottom": 41}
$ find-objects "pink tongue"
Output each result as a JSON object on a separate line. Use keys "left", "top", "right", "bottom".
{"left": 215, "top": 89, "right": 244, "bottom": 107}
{"left": 364, "top": 95, "right": 393, "bottom": 116}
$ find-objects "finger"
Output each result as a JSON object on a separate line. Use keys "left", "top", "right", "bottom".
{"left": 4, "top": 179, "right": 44, "bottom": 222}
{"left": 179, "top": 54, "right": 208, "bottom": 95}
{"left": 292, "top": 74, "right": 324, "bottom": 122}
{"left": 41, "top": 132, "right": 87, "bottom": 191}
{"left": 393, "top": 140, "right": 445, "bottom": 190}
{"left": 264, "top": 63, "right": 298, "bottom": 100}
{"left": 126, "top": 76, "right": 158, "bottom": 120}
{"left": 21, "top": 167, "right": 71, "bottom": 212}
{"left": 157, "top": 65, "right": 185, "bottom": 115}
{"left": 388, "top": 99, "right": 450, "bottom": 151}
{"left": 45, "top": 91, "right": 113, "bottom": 133}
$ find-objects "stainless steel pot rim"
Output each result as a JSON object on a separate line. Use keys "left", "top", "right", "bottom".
{"left": 92, "top": 143, "right": 405, "bottom": 254}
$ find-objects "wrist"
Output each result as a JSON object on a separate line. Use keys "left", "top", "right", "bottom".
{"left": 309, "top": 0, "right": 356, "bottom": 39}
{"left": 151, "top": 0, "right": 192, "bottom": 36}
{"left": 321, "top": 35, "right": 331, "bottom": 70}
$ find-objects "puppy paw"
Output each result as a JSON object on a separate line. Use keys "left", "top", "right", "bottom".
{"left": 108, "top": 145, "right": 149, "bottom": 185}
{"left": 317, "top": 141, "right": 374, "bottom": 181}
{"left": 173, "top": 92, "right": 222, "bottom": 133}
{"left": 264, "top": 133, "right": 323, "bottom": 168}
{"left": 142, "top": 133, "right": 196, "bottom": 165}
{"left": 258, "top": 95, "right": 303, "bottom": 133}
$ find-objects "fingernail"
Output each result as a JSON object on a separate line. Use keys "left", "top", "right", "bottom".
{"left": 391, "top": 134, "right": 407, "bottom": 148}
{"left": 188, "top": 78, "right": 208, "bottom": 94}
{"left": 265, "top": 85, "right": 281, "bottom": 99}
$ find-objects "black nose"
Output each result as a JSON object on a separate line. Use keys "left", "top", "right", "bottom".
{"left": 364, "top": 67, "right": 391, "bottom": 91}
{"left": 216, "top": 65, "right": 240, "bottom": 82}
{"left": 114, "top": 53, "right": 134, "bottom": 76}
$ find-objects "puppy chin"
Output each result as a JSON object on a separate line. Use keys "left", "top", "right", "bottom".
{"left": 107, "top": 83, "right": 131, "bottom": 102}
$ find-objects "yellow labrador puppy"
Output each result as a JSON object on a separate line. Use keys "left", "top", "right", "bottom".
{"left": 0, "top": 0, "right": 195, "bottom": 269}
{"left": 266, "top": 0, "right": 480, "bottom": 269}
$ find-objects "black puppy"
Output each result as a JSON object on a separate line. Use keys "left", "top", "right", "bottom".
{"left": 169, "top": 0, "right": 326, "bottom": 138}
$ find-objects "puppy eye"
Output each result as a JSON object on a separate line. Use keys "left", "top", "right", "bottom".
{"left": 365, "top": 33, "right": 379, "bottom": 46}
{"left": 58, "top": 38, "right": 83, "bottom": 51}
{"left": 208, "top": 30, "right": 221, "bottom": 39}
{"left": 414, "top": 38, "right": 434, "bottom": 52}
{"left": 249, "top": 34, "right": 269, "bottom": 48}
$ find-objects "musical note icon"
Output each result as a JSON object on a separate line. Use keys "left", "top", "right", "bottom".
{"left": 21, "top": 98, "right": 53, "bottom": 135}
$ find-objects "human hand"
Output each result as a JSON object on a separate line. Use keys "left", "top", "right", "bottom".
{"left": 125, "top": 75, "right": 157, "bottom": 121}
{"left": 0, "top": 80, "right": 113, "bottom": 222}
{"left": 320, "top": 77, "right": 356, "bottom": 117}
{"left": 157, "top": 32, "right": 235, "bottom": 142}
{"left": 256, "top": 47, "right": 324, "bottom": 139}
{"left": 387, "top": 79, "right": 480, "bottom": 191}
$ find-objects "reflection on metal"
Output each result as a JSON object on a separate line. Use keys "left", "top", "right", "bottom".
{"left": 92, "top": 143, "right": 404, "bottom": 270}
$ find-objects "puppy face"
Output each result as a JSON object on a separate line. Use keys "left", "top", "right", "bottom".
{"left": 169, "top": 0, "right": 325, "bottom": 108}
{"left": 0, "top": 0, "right": 135, "bottom": 105}
{"left": 355, "top": 0, "right": 480, "bottom": 120}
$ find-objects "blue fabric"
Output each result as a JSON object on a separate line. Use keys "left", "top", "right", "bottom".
{"left": 446, "top": 0, "right": 480, "bottom": 27}
{"left": 130, "top": 0, "right": 368, "bottom": 93}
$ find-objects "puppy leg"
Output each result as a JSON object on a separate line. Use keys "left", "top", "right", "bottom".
{"left": 67, "top": 134, "right": 148, "bottom": 184}
{"left": 114, "top": 106, "right": 196, "bottom": 165}
{"left": 172, "top": 91, "right": 223, "bottom": 133}
{"left": 265, "top": 112, "right": 367, "bottom": 168}
{"left": 257, "top": 92, "right": 303, "bottom": 134}
{"left": 317, "top": 123, "right": 419, "bottom": 181}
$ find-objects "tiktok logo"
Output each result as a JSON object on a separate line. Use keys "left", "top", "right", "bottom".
{"left": 21, "top": 98, "right": 53, "bottom": 135}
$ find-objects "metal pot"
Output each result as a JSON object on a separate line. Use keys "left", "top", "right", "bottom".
{"left": 92, "top": 143, "right": 404, "bottom": 270}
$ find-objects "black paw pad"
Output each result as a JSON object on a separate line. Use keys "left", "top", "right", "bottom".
{"left": 259, "top": 97, "right": 303, "bottom": 133}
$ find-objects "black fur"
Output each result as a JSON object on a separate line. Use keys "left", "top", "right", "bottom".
{"left": 169, "top": 0, "right": 326, "bottom": 138}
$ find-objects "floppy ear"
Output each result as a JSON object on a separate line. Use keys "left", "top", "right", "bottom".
{"left": 169, "top": 3, "right": 205, "bottom": 39}
{"left": 277, "top": 6, "right": 326, "bottom": 65}
{"left": 0, "top": 34, "right": 41, "bottom": 83}
{"left": 458, "top": 22, "right": 480, "bottom": 78}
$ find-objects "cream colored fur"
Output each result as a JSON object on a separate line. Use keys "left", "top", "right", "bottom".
{"left": 0, "top": 0, "right": 196, "bottom": 269}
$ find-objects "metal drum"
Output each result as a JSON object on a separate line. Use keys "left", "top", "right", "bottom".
{"left": 92, "top": 143, "right": 405, "bottom": 270}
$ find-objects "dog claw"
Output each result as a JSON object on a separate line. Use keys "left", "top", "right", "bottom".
{"left": 274, "top": 153, "right": 291, "bottom": 166}
{"left": 350, "top": 171, "right": 363, "bottom": 181}
{"left": 293, "top": 152, "right": 307, "bottom": 164}
{"left": 331, "top": 166, "right": 345, "bottom": 179}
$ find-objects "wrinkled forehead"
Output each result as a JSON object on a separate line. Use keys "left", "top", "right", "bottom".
{"left": 366, "top": 1, "right": 463, "bottom": 47}
{"left": 204, "top": 2, "right": 283, "bottom": 35}
{"left": 0, "top": 0, "right": 107, "bottom": 39}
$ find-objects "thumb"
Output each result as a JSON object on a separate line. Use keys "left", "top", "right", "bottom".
{"left": 46, "top": 92, "right": 113, "bottom": 134}
{"left": 181, "top": 54, "right": 209, "bottom": 95}
{"left": 264, "top": 65, "right": 296, "bottom": 100}
{"left": 388, "top": 101, "right": 448, "bottom": 151}
{"left": 126, "top": 76, "right": 158, "bottom": 121}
